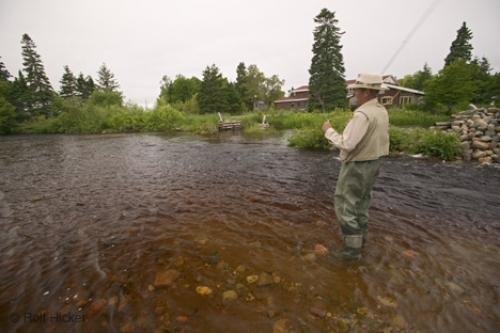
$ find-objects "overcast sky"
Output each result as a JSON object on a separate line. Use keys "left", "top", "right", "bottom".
{"left": 1, "top": 0, "right": 499, "bottom": 106}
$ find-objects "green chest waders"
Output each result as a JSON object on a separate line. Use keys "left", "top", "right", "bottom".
{"left": 334, "top": 158, "right": 382, "bottom": 256}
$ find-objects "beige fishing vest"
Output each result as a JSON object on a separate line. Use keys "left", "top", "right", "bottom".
{"left": 340, "top": 98, "right": 390, "bottom": 162}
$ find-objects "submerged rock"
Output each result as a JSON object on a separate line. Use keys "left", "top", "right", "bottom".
{"left": 154, "top": 269, "right": 180, "bottom": 288}
{"left": 195, "top": 285, "right": 213, "bottom": 296}
{"left": 302, "top": 253, "right": 316, "bottom": 262}
{"left": 246, "top": 274, "right": 259, "bottom": 284}
{"left": 391, "top": 314, "right": 408, "bottom": 329}
{"left": 314, "top": 244, "right": 328, "bottom": 256}
{"left": 88, "top": 298, "right": 107, "bottom": 314}
{"left": 377, "top": 295, "right": 397, "bottom": 307}
{"left": 309, "top": 305, "right": 327, "bottom": 318}
{"left": 257, "top": 272, "right": 274, "bottom": 286}
{"left": 402, "top": 249, "right": 420, "bottom": 259}
{"left": 222, "top": 290, "right": 238, "bottom": 302}
{"left": 234, "top": 264, "right": 246, "bottom": 274}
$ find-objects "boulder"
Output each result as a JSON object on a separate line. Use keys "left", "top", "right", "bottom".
{"left": 472, "top": 140, "right": 490, "bottom": 150}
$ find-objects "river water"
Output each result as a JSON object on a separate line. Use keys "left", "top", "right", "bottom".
{"left": 0, "top": 133, "right": 499, "bottom": 333}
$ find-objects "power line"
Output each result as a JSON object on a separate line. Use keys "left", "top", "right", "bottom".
{"left": 381, "top": 0, "right": 442, "bottom": 74}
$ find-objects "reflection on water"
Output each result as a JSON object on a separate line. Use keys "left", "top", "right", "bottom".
{"left": 0, "top": 133, "right": 499, "bottom": 333}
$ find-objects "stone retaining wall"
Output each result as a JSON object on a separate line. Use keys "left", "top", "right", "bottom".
{"left": 431, "top": 108, "right": 500, "bottom": 164}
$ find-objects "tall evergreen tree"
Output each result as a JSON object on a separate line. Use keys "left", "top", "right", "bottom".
{"left": 59, "top": 65, "right": 77, "bottom": 97}
{"left": 308, "top": 8, "right": 347, "bottom": 111}
{"left": 235, "top": 62, "right": 250, "bottom": 110}
{"left": 0, "top": 57, "right": 11, "bottom": 81}
{"left": 198, "top": 64, "right": 229, "bottom": 114}
{"left": 85, "top": 75, "right": 96, "bottom": 97}
{"left": 96, "top": 63, "right": 120, "bottom": 92}
{"left": 444, "top": 22, "right": 473, "bottom": 66}
{"left": 21, "top": 33, "right": 54, "bottom": 115}
{"left": 76, "top": 73, "right": 95, "bottom": 99}
{"left": 10, "top": 71, "right": 31, "bottom": 120}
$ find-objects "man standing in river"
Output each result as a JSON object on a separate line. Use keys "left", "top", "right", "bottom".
{"left": 321, "top": 73, "right": 390, "bottom": 261}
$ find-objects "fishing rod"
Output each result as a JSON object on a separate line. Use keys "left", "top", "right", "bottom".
{"left": 381, "top": 0, "right": 442, "bottom": 74}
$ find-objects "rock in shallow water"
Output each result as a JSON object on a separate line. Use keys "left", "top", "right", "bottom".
{"left": 314, "top": 243, "right": 328, "bottom": 256}
{"left": 246, "top": 274, "right": 259, "bottom": 284}
{"left": 154, "top": 269, "right": 180, "bottom": 288}
{"left": 222, "top": 290, "right": 238, "bottom": 302}
{"left": 257, "top": 272, "right": 274, "bottom": 286}
{"left": 195, "top": 285, "right": 213, "bottom": 296}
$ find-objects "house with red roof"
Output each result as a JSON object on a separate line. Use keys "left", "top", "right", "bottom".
{"left": 273, "top": 75, "right": 424, "bottom": 110}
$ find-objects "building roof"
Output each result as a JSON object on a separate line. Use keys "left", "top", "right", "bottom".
{"left": 274, "top": 97, "right": 309, "bottom": 103}
{"left": 292, "top": 85, "right": 309, "bottom": 93}
{"left": 384, "top": 83, "right": 424, "bottom": 95}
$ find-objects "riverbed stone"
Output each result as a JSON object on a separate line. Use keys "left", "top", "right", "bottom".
{"left": 89, "top": 298, "right": 107, "bottom": 314}
{"left": 391, "top": 315, "right": 408, "bottom": 329}
{"left": 234, "top": 264, "right": 246, "bottom": 274}
{"left": 246, "top": 274, "right": 259, "bottom": 284}
{"left": 314, "top": 243, "right": 328, "bottom": 256}
{"left": 273, "top": 318, "right": 300, "bottom": 333}
{"left": 222, "top": 290, "right": 238, "bottom": 302}
{"left": 377, "top": 295, "right": 397, "bottom": 307}
{"left": 309, "top": 304, "right": 328, "bottom": 318}
{"left": 302, "top": 253, "right": 316, "bottom": 262}
{"left": 154, "top": 269, "right": 180, "bottom": 288}
{"left": 195, "top": 285, "right": 213, "bottom": 296}
{"left": 257, "top": 272, "right": 274, "bottom": 286}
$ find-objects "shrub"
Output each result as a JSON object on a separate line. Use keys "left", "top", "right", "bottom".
{"left": 288, "top": 128, "right": 330, "bottom": 150}
{"left": 417, "top": 130, "right": 460, "bottom": 160}
{"left": 147, "top": 103, "right": 186, "bottom": 131}
{"left": 0, "top": 96, "right": 17, "bottom": 134}
{"left": 88, "top": 90, "right": 123, "bottom": 107}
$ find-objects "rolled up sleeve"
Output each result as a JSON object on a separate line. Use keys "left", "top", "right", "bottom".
{"left": 324, "top": 113, "right": 369, "bottom": 152}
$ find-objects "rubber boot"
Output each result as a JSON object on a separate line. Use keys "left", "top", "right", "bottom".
{"left": 331, "top": 235, "right": 363, "bottom": 261}
{"left": 362, "top": 232, "right": 368, "bottom": 249}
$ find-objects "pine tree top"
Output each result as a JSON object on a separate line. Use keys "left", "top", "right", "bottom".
{"left": 97, "top": 63, "right": 120, "bottom": 92}
{"left": 444, "top": 21, "right": 473, "bottom": 66}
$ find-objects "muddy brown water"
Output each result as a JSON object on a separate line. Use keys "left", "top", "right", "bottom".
{"left": 0, "top": 133, "right": 499, "bottom": 333}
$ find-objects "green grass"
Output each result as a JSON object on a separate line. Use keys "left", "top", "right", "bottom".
{"left": 16, "top": 103, "right": 460, "bottom": 160}
{"left": 388, "top": 108, "right": 449, "bottom": 127}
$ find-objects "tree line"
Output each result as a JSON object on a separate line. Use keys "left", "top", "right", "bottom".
{"left": 399, "top": 22, "right": 500, "bottom": 113}
{"left": 157, "top": 62, "right": 285, "bottom": 114}
{"left": 1, "top": 12, "right": 499, "bottom": 134}
{"left": 0, "top": 33, "right": 286, "bottom": 134}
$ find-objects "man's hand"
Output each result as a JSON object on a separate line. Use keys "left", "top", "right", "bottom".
{"left": 321, "top": 119, "right": 332, "bottom": 133}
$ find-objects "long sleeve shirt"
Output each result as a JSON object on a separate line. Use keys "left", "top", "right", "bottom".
{"left": 324, "top": 112, "right": 369, "bottom": 152}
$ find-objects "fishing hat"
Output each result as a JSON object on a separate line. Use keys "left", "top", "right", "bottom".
{"left": 348, "top": 73, "right": 389, "bottom": 91}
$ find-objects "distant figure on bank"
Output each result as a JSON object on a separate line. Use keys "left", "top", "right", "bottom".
{"left": 321, "top": 73, "right": 390, "bottom": 261}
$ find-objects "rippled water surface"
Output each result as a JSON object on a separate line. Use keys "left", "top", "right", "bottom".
{"left": 1, "top": 133, "right": 499, "bottom": 333}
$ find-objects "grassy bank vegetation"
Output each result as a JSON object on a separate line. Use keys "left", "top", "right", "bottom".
{"left": 16, "top": 98, "right": 460, "bottom": 160}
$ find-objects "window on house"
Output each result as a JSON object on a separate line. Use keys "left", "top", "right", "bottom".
{"left": 400, "top": 96, "right": 412, "bottom": 105}
{"left": 381, "top": 96, "right": 393, "bottom": 105}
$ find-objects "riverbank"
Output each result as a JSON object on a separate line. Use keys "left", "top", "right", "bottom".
{"left": 10, "top": 102, "right": 464, "bottom": 161}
